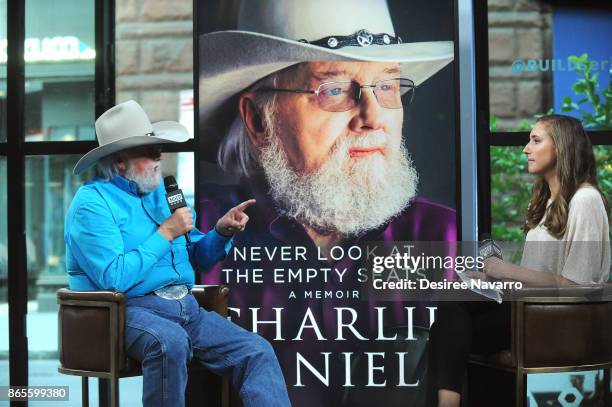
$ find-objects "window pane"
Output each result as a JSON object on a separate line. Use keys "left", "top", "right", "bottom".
{"left": 25, "top": 155, "right": 95, "bottom": 403}
{"left": 488, "top": 0, "right": 612, "bottom": 132}
{"left": 0, "top": 157, "right": 7, "bottom": 388}
{"left": 528, "top": 370, "right": 606, "bottom": 406}
{"left": 115, "top": 0, "right": 194, "bottom": 137}
{"left": 490, "top": 146, "right": 530, "bottom": 241}
{"left": 595, "top": 145, "right": 612, "bottom": 202}
{"left": 24, "top": 0, "right": 95, "bottom": 141}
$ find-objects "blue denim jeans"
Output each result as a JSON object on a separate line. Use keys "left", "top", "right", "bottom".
{"left": 125, "top": 293, "right": 291, "bottom": 407}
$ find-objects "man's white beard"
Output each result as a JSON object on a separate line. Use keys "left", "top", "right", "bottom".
{"left": 260, "top": 130, "right": 418, "bottom": 236}
{"left": 125, "top": 161, "right": 161, "bottom": 194}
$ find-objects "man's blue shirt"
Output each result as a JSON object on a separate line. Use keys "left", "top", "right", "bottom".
{"left": 65, "top": 174, "right": 232, "bottom": 298}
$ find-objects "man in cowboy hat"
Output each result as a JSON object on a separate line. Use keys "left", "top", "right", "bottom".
{"left": 64, "top": 100, "right": 291, "bottom": 407}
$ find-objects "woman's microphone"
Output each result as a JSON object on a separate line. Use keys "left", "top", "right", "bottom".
{"left": 478, "top": 233, "right": 503, "bottom": 260}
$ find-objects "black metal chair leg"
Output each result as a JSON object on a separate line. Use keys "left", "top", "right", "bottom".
{"left": 604, "top": 369, "right": 611, "bottom": 407}
{"left": 82, "top": 377, "right": 89, "bottom": 407}
{"left": 515, "top": 370, "right": 525, "bottom": 407}
{"left": 110, "top": 377, "right": 119, "bottom": 407}
{"left": 99, "top": 378, "right": 110, "bottom": 407}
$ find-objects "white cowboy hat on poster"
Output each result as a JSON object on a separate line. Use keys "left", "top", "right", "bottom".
{"left": 198, "top": 0, "right": 455, "bottom": 124}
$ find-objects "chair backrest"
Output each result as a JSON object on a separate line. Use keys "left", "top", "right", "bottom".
{"left": 512, "top": 284, "right": 612, "bottom": 369}
{"left": 57, "top": 288, "right": 126, "bottom": 373}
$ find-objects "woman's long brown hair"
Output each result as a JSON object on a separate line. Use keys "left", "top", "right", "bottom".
{"left": 523, "top": 114, "right": 609, "bottom": 238}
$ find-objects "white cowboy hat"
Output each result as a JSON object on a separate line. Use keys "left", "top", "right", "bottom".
{"left": 198, "top": 0, "right": 454, "bottom": 125}
{"left": 73, "top": 100, "right": 190, "bottom": 174}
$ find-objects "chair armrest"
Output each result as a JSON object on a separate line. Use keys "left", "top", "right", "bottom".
{"left": 191, "top": 285, "right": 230, "bottom": 317}
{"left": 57, "top": 287, "right": 125, "bottom": 304}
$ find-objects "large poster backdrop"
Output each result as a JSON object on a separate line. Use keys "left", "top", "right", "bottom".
{"left": 197, "top": 0, "right": 458, "bottom": 405}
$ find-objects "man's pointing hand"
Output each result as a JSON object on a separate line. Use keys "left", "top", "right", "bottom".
{"left": 215, "top": 199, "right": 256, "bottom": 236}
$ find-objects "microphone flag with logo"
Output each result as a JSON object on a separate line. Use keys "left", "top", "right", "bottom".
{"left": 164, "top": 175, "right": 191, "bottom": 243}
{"left": 478, "top": 233, "right": 503, "bottom": 260}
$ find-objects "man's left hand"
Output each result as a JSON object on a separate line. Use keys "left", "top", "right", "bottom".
{"left": 216, "top": 199, "right": 256, "bottom": 236}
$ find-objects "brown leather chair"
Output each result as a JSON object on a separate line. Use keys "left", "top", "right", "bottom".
{"left": 467, "top": 284, "right": 612, "bottom": 407}
{"left": 57, "top": 285, "right": 231, "bottom": 407}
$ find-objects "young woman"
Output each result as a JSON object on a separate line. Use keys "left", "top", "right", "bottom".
{"left": 428, "top": 114, "right": 610, "bottom": 407}
{"left": 484, "top": 114, "right": 610, "bottom": 286}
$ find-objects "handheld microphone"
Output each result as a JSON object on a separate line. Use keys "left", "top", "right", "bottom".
{"left": 164, "top": 175, "right": 191, "bottom": 243}
{"left": 478, "top": 233, "right": 503, "bottom": 260}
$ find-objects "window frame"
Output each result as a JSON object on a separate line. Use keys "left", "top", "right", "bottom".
{"left": 474, "top": 1, "right": 612, "bottom": 236}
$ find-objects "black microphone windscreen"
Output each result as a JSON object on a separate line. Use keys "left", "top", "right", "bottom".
{"left": 164, "top": 176, "right": 178, "bottom": 192}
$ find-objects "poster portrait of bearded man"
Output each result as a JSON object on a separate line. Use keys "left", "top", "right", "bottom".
{"left": 196, "top": 0, "right": 458, "bottom": 405}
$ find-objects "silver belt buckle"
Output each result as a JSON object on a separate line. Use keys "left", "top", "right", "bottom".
{"left": 154, "top": 284, "right": 189, "bottom": 300}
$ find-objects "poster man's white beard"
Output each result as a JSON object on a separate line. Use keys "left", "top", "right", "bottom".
{"left": 260, "top": 131, "right": 418, "bottom": 236}
{"left": 126, "top": 161, "right": 162, "bottom": 194}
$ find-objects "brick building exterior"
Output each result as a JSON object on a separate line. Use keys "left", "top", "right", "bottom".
{"left": 115, "top": 0, "right": 193, "bottom": 124}
{"left": 488, "top": 0, "right": 553, "bottom": 131}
